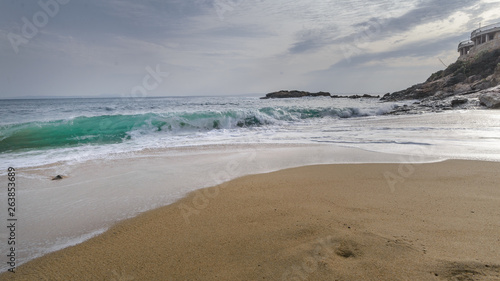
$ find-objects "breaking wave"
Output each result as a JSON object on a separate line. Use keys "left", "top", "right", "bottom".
{"left": 0, "top": 106, "right": 382, "bottom": 152}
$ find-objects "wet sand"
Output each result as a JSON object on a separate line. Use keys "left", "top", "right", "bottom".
{"left": 2, "top": 160, "right": 500, "bottom": 280}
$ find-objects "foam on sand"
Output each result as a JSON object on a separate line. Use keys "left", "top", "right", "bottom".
{"left": 2, "top": 160, "right": 499, "bottom": 280}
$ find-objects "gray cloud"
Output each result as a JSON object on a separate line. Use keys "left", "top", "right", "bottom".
{"left": 328, "top": 33, "right": 465, "bottom": 69}
{"left": 288, "top": 25, "right": 340, "bottom": 54}
{"left": 338, "top": 0, "right": 480, "bottom": 44}
{"left": 1, "top": 0, "right": 499, "bottom": 97}
{"left": 288, "top": 0, "right": 481, "bottom": 55}
{"left": 201, "top": 24, "right": 274, "bottom": 38}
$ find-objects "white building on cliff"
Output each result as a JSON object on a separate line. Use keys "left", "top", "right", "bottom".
{"left": 458, "top": 22, "right": 500, "bottom": 57}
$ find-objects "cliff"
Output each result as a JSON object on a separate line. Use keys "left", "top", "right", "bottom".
{"left": 382, "top": 48, "right": 500, "bottom": 102}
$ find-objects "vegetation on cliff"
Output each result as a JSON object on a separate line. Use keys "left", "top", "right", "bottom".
{"left": 428, "top": 49, "right": 500, "bottom": 83}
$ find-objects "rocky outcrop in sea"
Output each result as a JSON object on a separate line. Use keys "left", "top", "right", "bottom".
{"left": 261, "top": 90, "right": 380, "bottom": 99}
{"left": 261, "top": 90, "right": 331, "bottom": 99}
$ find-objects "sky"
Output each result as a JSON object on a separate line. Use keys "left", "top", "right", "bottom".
{"left": 1, "top": 0, "right": 499, "bottom": 98}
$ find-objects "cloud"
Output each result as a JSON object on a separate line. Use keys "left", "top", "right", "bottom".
{"left": 287, "top": 0, "right": 482, "bottom": 55}
{"left": 306, "top": 0, "right": 495, "bottom": 76}
{"left": 326, "top": 33, "right": 465, "bottom": 69}
{"left": 288, "top": 25, "right": 340, "bottom": 54}
{"left": 1, "top": 0, "right": 499, "bottom": 97}
{"left": 342, "top": 0, "right": 481, "bottom": 42}
{"left": 201, "top": 24, "right": 274, "bottom": 38}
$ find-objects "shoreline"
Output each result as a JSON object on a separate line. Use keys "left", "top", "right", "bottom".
{"left": 3, "top": 160, "right": 500, "bottom": 280}
{"left": 3, "top": 109, "right": 500, "bottom": 173}
{"left": 2, "top": 143, "right": 446, "bottom": 273}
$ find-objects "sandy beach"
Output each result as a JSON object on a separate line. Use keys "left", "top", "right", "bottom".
{"left": 2, "top": 160, "right": 500, "bottom": 280}
{"left": 3, "top": 1, "right": 500, "bottom": 281}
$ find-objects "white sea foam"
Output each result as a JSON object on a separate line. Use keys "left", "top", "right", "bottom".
{"left": 0, "top": 143, "right": 446, "bottom": 273}
{"left": 13, "top": 228, "right": 108, "bottom": 271}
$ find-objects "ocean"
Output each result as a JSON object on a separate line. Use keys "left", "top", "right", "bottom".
{"left": 0, "top": 96, "right": 401, "bottom": 168}
{"left": 2, "top": 96, "right": 499, "bottom": 168}
{"left": 1, "top": 96, "right": 500, "bottom": 271}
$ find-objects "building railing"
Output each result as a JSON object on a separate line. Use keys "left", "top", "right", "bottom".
{"left": 458, "top": 40, "right": 474, "bottom": 49}
{"left": 471, "top": 22, "right": 500, "bottom": 38}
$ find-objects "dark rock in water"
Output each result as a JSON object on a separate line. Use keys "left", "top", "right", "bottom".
{"left": 261, "top": 90, "right": 331, "bottom": 99}
{"left": 331, "top": 94, "right": 379, "bottom": 99}
{"left": 52, "top": 175, "right": 64, "bottom": 180}
{"left": 262, "top": 91, "right": 380, "bottom": 100}
{"left": 451, "top": 98, "right": 468, "bottom": 107}
{"left": 479, "top": 86, "right": 500, "bottom": 109}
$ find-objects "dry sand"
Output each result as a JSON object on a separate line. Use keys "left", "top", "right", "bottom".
{"left": 2, "top": 160, "right": 500, "bottom": 280}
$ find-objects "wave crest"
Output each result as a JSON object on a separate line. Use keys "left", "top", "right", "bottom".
{"left": 0, "top": 106, "right": 382, "bottom": 152}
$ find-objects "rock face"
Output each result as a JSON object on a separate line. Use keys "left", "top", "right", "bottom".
{"left": 262, "top": 90, "right": 331, "bottom": 99}
{"left": 479, "top": 85, "right": 500, "bottom": 109}
{"left": 382, "top": 48, "right": 500, "bottom": 102}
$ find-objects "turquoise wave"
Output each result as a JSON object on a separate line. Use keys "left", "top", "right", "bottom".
{"left": 0, "top": 107, "right": 366, "bottom": 153}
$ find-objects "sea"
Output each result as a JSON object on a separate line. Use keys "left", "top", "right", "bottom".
{"left": 1, "top": 96, "right": 500, "bottom": 271}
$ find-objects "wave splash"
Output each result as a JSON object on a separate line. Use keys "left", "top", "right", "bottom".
{"left": 0, "top": 107, "right": 380, "bottom": 152}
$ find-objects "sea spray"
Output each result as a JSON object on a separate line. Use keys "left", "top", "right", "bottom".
{"left": 0, "top": 105, "right": 388, "bottom": 153}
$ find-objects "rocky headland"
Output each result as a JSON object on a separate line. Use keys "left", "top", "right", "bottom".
{"left": 262, "top": 31, "right": 500, "bottom": 113}
{"left": 382, "top": 46, "right": 500, "bottom": 112}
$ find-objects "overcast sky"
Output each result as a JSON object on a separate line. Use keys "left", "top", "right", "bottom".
{"left": 1, "top": 0, "right": 499, "bottom": 98}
